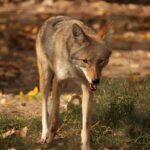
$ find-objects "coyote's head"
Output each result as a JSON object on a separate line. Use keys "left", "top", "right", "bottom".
{"left": 70, "top": 23, "right": 112, "bottom": 91}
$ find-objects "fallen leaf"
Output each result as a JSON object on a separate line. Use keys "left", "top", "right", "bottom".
{"left": 16, "top": 127, "right": 28, "bottom": 138}
{"left": 2, "top": 127, "right": 28, "bottom": 139}
{"left": 27, "top": 86, "right": 38, "bottom": 97}
{"left": 18, "top": 86, "right": 41, "bottom": 100}
{"left": 2, "top": 128, "right": 15, "bottom": 138}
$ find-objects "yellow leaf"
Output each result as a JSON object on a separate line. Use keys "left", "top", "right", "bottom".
{"left": 27, "top": 86, "right": 38, "bottom": 97}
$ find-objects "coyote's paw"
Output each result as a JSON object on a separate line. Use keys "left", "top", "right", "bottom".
{"left": 45, "top": 132, "right": 55, "bottom": 144}
{"left": 41, "top": 135, "right": 51, "bottom": 144}
{"left": 41, "top": 137, "right": 48, "bottom": 144}
{"left": 41, "top": 133, "right": 55, "bottom": 145}
{"left": 41, "top": 129, "right": 48, "bottom": 143}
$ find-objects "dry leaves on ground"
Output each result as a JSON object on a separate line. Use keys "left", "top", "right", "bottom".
{"left": 2, "top": 126, "right": 28, "bottom": 139}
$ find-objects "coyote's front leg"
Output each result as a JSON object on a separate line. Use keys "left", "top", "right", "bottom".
{"left": 38, "top": 60, "right": 53, "bottom": 143}
{"left": 81, "top": 84, "right": 93, "bottom": 150}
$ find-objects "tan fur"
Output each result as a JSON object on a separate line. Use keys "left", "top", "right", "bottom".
{"left": 36, "top": 16, "right": 111, "bottom": 150}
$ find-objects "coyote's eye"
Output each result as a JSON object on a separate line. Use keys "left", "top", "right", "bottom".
{"left": 82, "top": 59, "right": 88, "bottom": 63}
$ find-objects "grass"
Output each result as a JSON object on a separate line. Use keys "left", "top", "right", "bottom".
{"left": 0, "top": 116, "right": 41, "bottom": 150}
{"left": 0, "top": 77, "right": 150, "bottom": 150}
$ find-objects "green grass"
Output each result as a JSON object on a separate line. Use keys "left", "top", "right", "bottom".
{"left": 0, "top": 77, "right": 150, "bottom": 150}
{"left": 0, "top": 116, "right": 41, "bottom": 150}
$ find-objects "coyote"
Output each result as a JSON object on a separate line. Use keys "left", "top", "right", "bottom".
{"left": 36, "top": 16, "right": 111, "bottom": 150}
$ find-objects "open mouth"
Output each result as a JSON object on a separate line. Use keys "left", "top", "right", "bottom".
{"left": 89, "top": 83, "right": 97, "bottom": 91}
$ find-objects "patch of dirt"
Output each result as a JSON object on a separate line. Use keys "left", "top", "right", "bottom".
{"left": 0, "top": 93, "right": 41, "bottom": 116}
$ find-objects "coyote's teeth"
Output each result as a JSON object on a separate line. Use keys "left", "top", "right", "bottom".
{"left": 89, "top": 83, "right": 97, "bottom": 91}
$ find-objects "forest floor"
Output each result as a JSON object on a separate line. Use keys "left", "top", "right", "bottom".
{"left": 0, "top": 1, "right": 149, "bottom": 150}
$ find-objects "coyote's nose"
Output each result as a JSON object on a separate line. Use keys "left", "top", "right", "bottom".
{"left": 92, "top": 78, "right": 100, "bottom": 84}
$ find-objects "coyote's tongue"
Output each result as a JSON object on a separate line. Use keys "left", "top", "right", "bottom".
{"left": 89, "top": 83, "right": 97, "bottom": 91}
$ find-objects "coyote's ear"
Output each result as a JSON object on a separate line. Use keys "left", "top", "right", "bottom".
{"left": 72, "top": 24, "right": 86, "bottom": 43}
{"left": 98, "top": 22, "right": 112, "bottom": 45}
